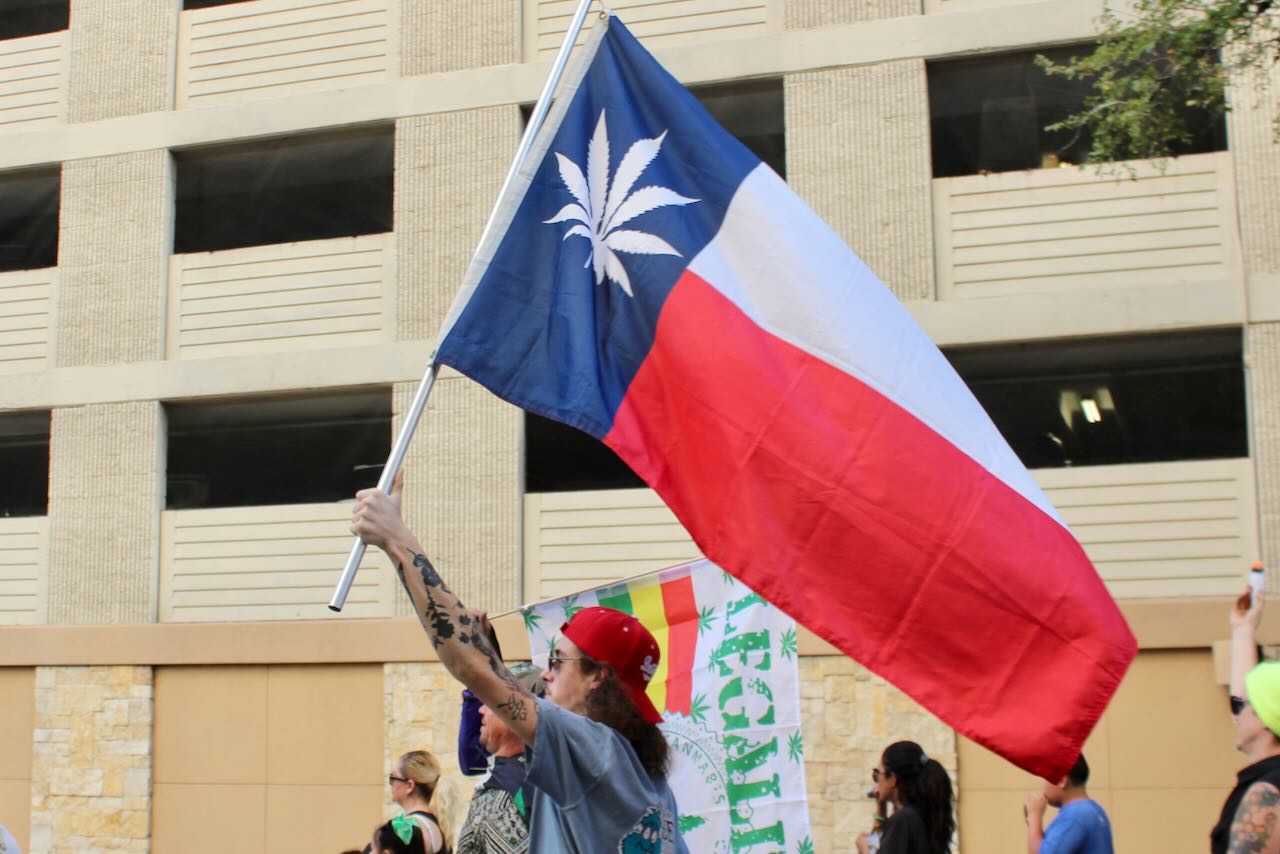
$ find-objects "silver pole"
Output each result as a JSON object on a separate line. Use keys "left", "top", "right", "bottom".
{"left": 329, "top": 0, "right": 600, "bottom": 611}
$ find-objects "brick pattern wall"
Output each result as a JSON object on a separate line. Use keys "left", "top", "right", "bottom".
{"left": 784, "top": 62, "right": 935, "bottom": 302}
{"left": 787, "top": 0, "right": 922, "bottom": 26}
{"left": 400, "top": 0, "right": 520, "bottom": 76}
{"left": 55, "top": 152, "right": 172, "bottom": 368}
{"left": 30, "top": 666, "right": 152, "bottom": 854}
{"left": 393, "top": 378, "right": 521, "bottom": 615}
{"left": 47, "top": 402, "right": 163, "bottom": 625}
{"left": 394, "top": 107, "right": 521, "bottom": 342}
{"left": 67, "top": 0, "right": 178, "bottom": 122}
{"left": 800, "top": 656, "right": 957, "bottom": 853}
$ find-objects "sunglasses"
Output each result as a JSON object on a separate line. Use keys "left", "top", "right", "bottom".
{"left": 872, "top": 768, "right": 888, "bottom": 783}
{"left": 388, "top": 774, "right": 409, "bottom": 785}
{"left": 1231, "top": 695, "right": 1248, "bottom": 716}
{"left": 547, "top": 654, "right": 582, "bottom": 674}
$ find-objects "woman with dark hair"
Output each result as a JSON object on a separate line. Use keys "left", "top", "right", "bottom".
{"left": 857, "top": 741, "right": 955, "bottom": 854}
{"left": 371, "top": 815, "right": 428, "bottom": 854}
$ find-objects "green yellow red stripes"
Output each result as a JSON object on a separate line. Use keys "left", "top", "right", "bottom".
{"left": 595, "top": 571, "right": 700, "bottom": 717}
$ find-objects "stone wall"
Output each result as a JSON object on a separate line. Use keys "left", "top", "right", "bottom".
{"left": 30, "top": 665, "right": 152, "bottom": 854}
{"left": 800, "top": 655, "right": 957, "bottom": 853}
{"left": 384, "top": 661, "right": 476, "bottom": 841}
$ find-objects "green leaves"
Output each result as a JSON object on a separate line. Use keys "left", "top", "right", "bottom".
{"left": 780, "top": 627, "right": 797, "bottom": 661}
{"left": 1038, "top": 0, "right": 1277, "bottom": 164}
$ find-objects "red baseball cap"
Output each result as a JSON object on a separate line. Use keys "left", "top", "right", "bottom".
{"left": 561, "top": 606, "right": 663, "bottom": 724}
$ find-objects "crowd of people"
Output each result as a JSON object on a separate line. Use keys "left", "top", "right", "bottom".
{"left": 341, "top": 474, "right": 1280, "bottom": 853}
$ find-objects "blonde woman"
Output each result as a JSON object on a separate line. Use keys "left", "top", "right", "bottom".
{"left": 390, "top": 750, "right": 450, "bottom": 854}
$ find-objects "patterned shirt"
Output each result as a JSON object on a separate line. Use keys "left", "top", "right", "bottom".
{"left": 456, "top": 756, "right": 532, "bottom": 854}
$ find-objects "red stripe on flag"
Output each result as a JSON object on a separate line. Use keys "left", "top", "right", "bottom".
{"left": 660, "top": 576, "right": 699, "bottom": 716}
{"left": 605, "top": 270, "right": 1135, "bottom": 780}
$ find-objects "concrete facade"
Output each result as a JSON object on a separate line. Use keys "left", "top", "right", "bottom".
{"left": 47, "top": 402, "right": 163, "bottom": 625}
{"left": 66, "top": 0, "right": 178, "bottom": 123}
{"left": 54, "top": 152, "right": 172, "bottom": 368}
{"left": 0, "top": 0, "right": 1274, "bottom": 851}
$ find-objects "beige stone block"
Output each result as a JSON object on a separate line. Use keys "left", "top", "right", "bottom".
{"left": 395, "top": 377, "right": 522, "bottom": 613}
{"left": 55, "top": 151, "right": 172, "bottom": 367}
{"left": 400, "top": 0, "right": 519, "bottom": 75}
{"left": 787, "top": 0, "right": 921, "bottom": 26}
{"left": 785, "top": 63, "right": 934, "bottom": 302}
{"left": 47, "top": 401, "right": 163, "bottom": 625}
{"left": 67, "top": 0, "right": 178, "bottom": 122}
{"left": 394, "top": 107, "right": 520, "bottom": 342}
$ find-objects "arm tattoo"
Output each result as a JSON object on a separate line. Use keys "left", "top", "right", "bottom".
{"left": 422, "top": 589, "right": 455, "bottom": 642}
{"left": 398, "top": 550, "right": 534, "bottom": 718}
{"left": 412, "top": 551, "right": 447, "bottom": 590}
{"left": 497, "top": 692, "right": 529, "bottom": 721}
{"left": 1229, "top": 783, "right": 1280, "bottom": 854}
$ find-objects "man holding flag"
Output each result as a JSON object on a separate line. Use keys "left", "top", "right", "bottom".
{"left": 352, "top": 475, "right": 688, "bottom": 853}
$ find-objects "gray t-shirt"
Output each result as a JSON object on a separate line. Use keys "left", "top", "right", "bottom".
{"left": 525, "top": 698, "right": 689, "bottom": 854}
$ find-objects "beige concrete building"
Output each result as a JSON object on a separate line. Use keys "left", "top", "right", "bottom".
{"left": 0, "top": 0, "right": 1275, "bottom": 851}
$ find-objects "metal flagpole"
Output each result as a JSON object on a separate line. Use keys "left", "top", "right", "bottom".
{"left": 329, "top": 0, "right": 602, "bottom": 611}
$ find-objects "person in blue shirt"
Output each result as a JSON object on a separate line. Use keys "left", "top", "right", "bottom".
{"left": 1024, "top": 755, "right": 1114, "bottom": 854}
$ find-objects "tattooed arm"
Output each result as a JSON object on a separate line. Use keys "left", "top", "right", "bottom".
{"left": 1228, "top": 781, "right": 1280, "bottom": 854}
{"left": 351, "top": 474, "right": 540, "bottom": 747}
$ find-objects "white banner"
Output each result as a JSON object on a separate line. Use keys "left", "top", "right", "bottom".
{"left": 522, "top": 559, "right": 814, "bottom": 853}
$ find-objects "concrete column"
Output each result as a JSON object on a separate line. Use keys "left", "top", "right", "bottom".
{"left": 47, "top": 401, "right": 164, "bottom": 625}
{"left": 1250, "top": 324, "right": 1280, "bottom": 568}
{"left": 30, "top": 665, "right": 153, "bottom": 854}
{"left": 394, "top": 106, "right": 521, "bottom": 342}
{"left": 1231, "top": 65, "right": 1280, "bottom": 571}
{"left": 55, "top": 151, "right": 172, "bottom": 368}
{"left": 394, "top": 377, "right": 522, "bottom": 614}
{"left": 400, "top": 0, "right": 520, "bottom": 76}
{"left": 67, "top": 0, "right": 178, "bottom": 122}
{"left": 787, "top": 0, "right": 921, "bottom": 26}
{"left": 784, "top": 61, "right": 935, "bottom": 302}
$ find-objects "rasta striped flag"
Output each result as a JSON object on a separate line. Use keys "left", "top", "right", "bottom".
{"left": 594, "top": 568, "right": 699, "bottom": 717}
{"left": 522, "top": 559, "right": 814, "bottom": 852}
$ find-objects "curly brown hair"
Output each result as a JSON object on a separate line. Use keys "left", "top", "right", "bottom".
{"left": 577, "top": 654, "right": 670, "bottom": 780}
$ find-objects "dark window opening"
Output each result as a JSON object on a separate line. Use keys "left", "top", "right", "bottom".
{"left": 166, "top": 390, "right": 391, "bottom": 509}
{"left": 521, "top": 78, "right": 785, "bottom": 179}
{"left": 183, "top": 0, "right": 250, "bottom": 8}
{"left": 173, "top": 127, "right": 393, "bottom": 255}
{"left": 946, "top": 330, "right": 1246, "bottom": 469}
{"left": 694, "top": 78, "right": 786, "bottom": 179}
{"left": 0, "top": 0, "right": 68, "bottom": 40}
{"left": 525, "top": 413, "right": 644, "bottom": 493}
{"left": 927, "top": 46, "right": 1227, "bottom": 177}
{"left": 0, "top": 166, "right": 58, "bottom": 272}
{"left": 0, "top": 410, "right": 49, "bottom": 517}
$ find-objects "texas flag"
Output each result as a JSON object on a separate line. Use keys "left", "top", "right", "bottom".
{"left": 435, "top": 15, "right": 1136, "bottom": 779}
